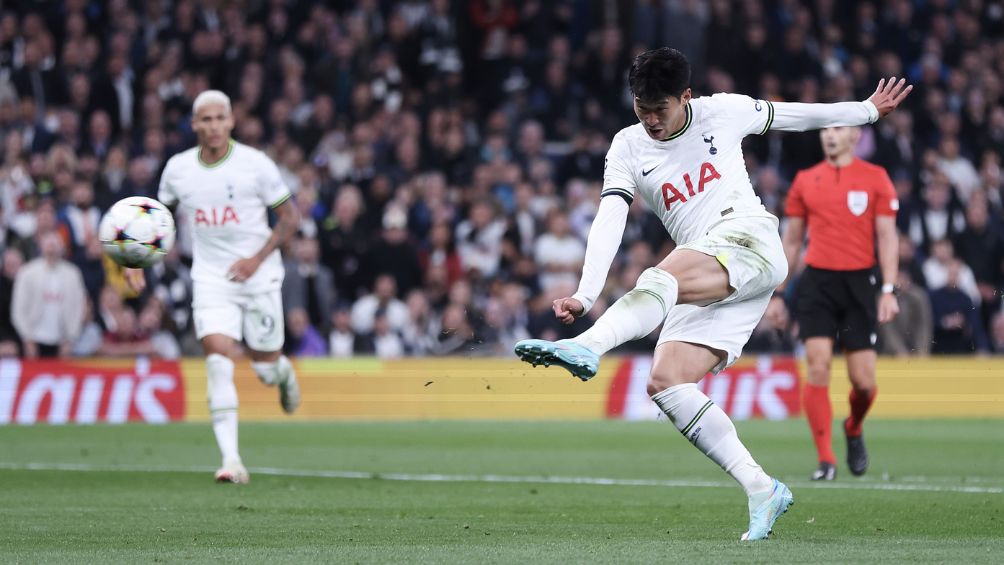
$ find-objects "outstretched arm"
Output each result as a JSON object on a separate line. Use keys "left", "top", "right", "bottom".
{"left": 769, "top": 77, "right": 913, "bottom": 132}
{"left": 556, "top": 196, "right": 629, "bottom": 323}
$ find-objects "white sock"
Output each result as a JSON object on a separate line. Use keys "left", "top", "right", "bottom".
{"left": 572, "top": 267, "right": 678, "bottom": 355}
{"left": 207, "top": 353, "right": 241, "bottom": 466}
{"left": 652, "top": 383, "right": 773, "bottom": 496}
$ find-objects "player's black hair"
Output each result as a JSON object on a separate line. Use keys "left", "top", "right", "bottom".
{"left": 628, "top": 47, "right": 691, "bottom": 102}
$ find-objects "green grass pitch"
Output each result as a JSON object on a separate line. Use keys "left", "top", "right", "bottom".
{"left": 1, "top": 419, "right": 1002, "bottom": 563}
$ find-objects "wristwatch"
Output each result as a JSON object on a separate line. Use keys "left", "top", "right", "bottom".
{"left": 881, "top": 283, "right": 895, "bottom": 294}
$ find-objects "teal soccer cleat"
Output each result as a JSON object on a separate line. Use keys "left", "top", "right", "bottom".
{"left": 741, "top": 479, "right": 794, "bottom": 541}
{"left": 513, "top": 339, "right": 600, "bottom": 381}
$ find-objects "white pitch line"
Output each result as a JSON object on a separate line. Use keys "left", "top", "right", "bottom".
{"left": 0, "top": 462, "right": 1000, "bottom": 495}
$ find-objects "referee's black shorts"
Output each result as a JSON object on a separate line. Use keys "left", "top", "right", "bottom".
{"left": 796, "top": 266, "right": 879, "bottom": 351}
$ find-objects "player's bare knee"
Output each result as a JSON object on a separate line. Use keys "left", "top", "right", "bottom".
{"left": 848, "top": 372, "right": 876, "bottom": 393}
{"left": 807, "top": 358, "right": 832, "bottom": 384}
{"left": 202, "top": 334, "right": 236, "bottom": 357}
{"left": 647, "top": 370, "right": 692, "bottom": 396}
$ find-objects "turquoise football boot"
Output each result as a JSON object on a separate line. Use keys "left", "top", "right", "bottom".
{"left": 513, "top": 339, "right": 599, "bottom": 381}
{"left": 741, "top": 478, "right": 794, "bottom": 541}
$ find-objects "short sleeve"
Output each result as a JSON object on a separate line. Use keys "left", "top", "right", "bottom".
{"left": 874, "top": 168, "right": 899, "bottom": 216}
{"left": 599, "top": 131, "right": 636, "bottom": 204}
{"left": 257, "top": 153, "right": 292, "bottom": 208}
{"left": 157, "top": 158, "right": 179, "bottom": 207}
{"left": 709, "top": 93, "right": 774, "bottom": 137}
{"left": 784, "top": 172, "right": 807, "bottom": 218}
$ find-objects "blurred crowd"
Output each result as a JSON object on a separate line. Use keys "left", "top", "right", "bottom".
{"left": 2, "top": 0, "right": 1004, "bottom": 360}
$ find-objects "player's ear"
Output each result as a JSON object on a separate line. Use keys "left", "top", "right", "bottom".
{"left": 681, "top": 88, "right": 692, "bottom": 104}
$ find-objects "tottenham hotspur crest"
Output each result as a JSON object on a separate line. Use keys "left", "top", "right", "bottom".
{"left": 703, "top": 133, "right": 717, "bottom": 155}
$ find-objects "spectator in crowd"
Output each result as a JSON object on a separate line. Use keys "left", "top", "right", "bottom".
{"left": 455, "top": 200, "right": 506, "bottom": 278}
{"left": 351, "top": 273, "right": 409, "bottom": 336}
{"left": 282, "top": 236, "right": 335, "bottom": 334}
{"left": 71, "top": 297, "right": 103, "bottom": 357}
{"left": 11, "top": 231, "right": 86, "bottom": 358}
{"left": 485, "top": 281, "right": 531, "bottom": 353}
{"left": 951, "top": 192, "right": 1004, "bottom": 314}
{"left": 0, "top": 248, "right": 24, "bottom": 356}
{"left": 147, "top": 246, "right": 196, "bottom": 354}
{"left": 97, "top": 305, "right": 157, "bottom": 358}
{"left": 418, "top": 220, "right": 464, "bottom": 290}
{"left": 533, "top": 208, "right": 585, "bottom": 294}
{"left": 400, "top": 288, "right": 437, "bottom": 356}
{"left": 896, "top": 232, "right": 927, "bottom": 288}
{"left": 320, "top": 185, "right": 370, "bottom": 301}
{"left": 329, "top": 307, "right": 365, "bottom": 358}
{"left": 286, "top": 307, "right": 327, "bottom": 357}
{"left": 929, "top": 259, "right": 990, "bottom": 354}
{"left": 372, "top": 312, "right": 406, "bottom": 359}
{"left": 138, "top": 298, "right": 181, "bottom": 360}
{"left": 432, "top": 302, "right": 477, "bottom": 356}
{"left": 879, "top": 269, "right": 934, "bottom": 357}
{"left": 922, "top": 238, "right": 981, "bottom": 304}
{"left": 367, "top": 205, "right": 423, "bottom": 295}
{"left": 58, "top": 178, "right": 104, "bottom": 303}
{"left": 904, "top": 176, "right": 966, "bottom": 252}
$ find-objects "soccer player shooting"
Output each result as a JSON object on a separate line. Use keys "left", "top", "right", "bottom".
{"left": 515, "top": 48, "right": 911, "bottom": 540}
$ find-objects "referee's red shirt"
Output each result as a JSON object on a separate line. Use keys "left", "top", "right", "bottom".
{"left": 783, "top": 158, "right": 898, "bottom": 271}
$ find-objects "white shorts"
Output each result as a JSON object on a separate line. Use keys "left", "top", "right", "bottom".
{"left": 658, "top": 215, "right": 787, "bottom": 372}
{"left": 192, "top": 283, "right": 285, "bottom": 352}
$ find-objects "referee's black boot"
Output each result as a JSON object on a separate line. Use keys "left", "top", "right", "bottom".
{"left": 844, "top": 418, "right": 869, "bottom": 476}
{"left": 810, "top": 461, "right": 836, "bottom": 481}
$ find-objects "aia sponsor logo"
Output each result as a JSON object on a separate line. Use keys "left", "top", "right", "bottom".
{"left": 0, "top": 359, "right": 184, "bottom": 424}
{"left": 194, "top": 206, "right": 239, "bottom": 226}
{"left": 661, "top": 162, "right": 721, "bottom": 210}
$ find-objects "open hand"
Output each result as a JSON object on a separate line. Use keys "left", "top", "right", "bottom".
{"left": 226, "top": 257, "right": 262, "bottom": 282}
{"left": 867, "top": 77, "right": 913, "bottom": 119}
{"left": 552, "top": 296, "right": 584, "bottom": 325}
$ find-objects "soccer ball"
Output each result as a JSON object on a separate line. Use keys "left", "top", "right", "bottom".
{"left": 98, "top": 196, "right": 176, "bottom": 268}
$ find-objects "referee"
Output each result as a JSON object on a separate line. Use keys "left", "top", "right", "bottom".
{"left": 768, "top": 126, "right": 900, "bottom": 481}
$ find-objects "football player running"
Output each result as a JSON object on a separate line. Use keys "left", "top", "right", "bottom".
{"left": 515, "top": 47, "right": 911, "bottom": 540}
{"left": 126, "top": 90, "right": 301, "bottom": 484}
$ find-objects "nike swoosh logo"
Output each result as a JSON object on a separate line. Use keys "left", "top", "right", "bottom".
{"left": 642, "top": 166, "right": 658, "bottom": 176}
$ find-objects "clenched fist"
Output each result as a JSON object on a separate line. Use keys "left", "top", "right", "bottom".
{"left": 552, "top": 296, "right": 584, "bottom": 325}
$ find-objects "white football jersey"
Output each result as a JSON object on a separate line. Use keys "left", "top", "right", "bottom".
{"left": 158, "top": 140, "right": 291, "bottom": 291}
{"left": 602, "top": 93, "right": 778, "bottom": 246}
